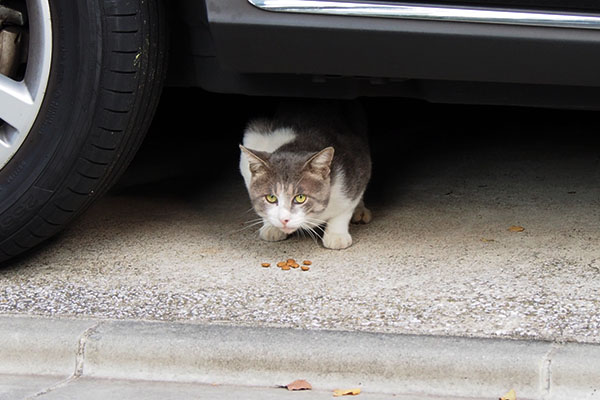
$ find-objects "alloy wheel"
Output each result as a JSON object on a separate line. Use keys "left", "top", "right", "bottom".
{"left": 0, "top": 0, "right": 52, "bottom": 170}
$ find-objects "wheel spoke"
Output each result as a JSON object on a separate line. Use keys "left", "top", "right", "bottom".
{"left": 0, "top": 74, "right": 35, "bottom": 133}
{"left": 0, "top": 124, "right": 19, "bottom": 167}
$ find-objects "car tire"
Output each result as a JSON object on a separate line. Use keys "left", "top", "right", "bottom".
{"left": 0, "top": 0, "right": 167, "bottom": 263}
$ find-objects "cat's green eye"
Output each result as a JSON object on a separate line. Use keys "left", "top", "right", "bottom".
{"left": 294, "top": 194, "right": 307, "bottom": 204}
{"left": 265, "top": 194, "right": 278, "bottom": 204}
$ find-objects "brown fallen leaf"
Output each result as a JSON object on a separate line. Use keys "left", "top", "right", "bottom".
{"left": 333, "top": 388, "right": 361, "bottom": 397}
{"left": 285, "top": 379, "right": 312, "bottom": 391}
{"left": 499, "top": 388, "right": 516, "bottom": 400}
{"left": 508, "top": 225, "right": 525, "bottom": 232}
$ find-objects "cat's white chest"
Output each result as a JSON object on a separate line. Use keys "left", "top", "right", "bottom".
{"left": 318, "top": 171, "right": 361, "bottom": 221}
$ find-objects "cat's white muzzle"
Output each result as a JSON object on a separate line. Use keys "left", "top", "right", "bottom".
{"left": 280, "top": 226, "right": 298, "bottom": 234}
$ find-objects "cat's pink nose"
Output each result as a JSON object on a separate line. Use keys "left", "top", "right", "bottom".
{"left": 280, "top": 218, "right": 290, "bottom": 226}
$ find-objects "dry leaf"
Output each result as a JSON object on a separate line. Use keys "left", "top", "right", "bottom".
{"left": 286, "top": 379, "right": 312, "bottom": 391}
{"left": 499, "top": 388, "right": 516, "bottom": 400}
{"left": 333, "top": 388, "right": 361, "bottom": 397}
{"left": 508, "top": 225, "right": 524, "bottom": 232}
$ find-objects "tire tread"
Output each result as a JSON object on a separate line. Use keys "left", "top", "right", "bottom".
{"left": 0, "top": 0, "right": 167, "bottom": 263}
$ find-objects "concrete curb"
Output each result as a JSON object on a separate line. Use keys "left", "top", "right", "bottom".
{"left": 0, "top": 316, "right": 598, "bottom": 399}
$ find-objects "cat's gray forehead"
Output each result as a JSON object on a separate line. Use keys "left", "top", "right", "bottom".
{"left": 249, "top": 150, "right": 331, "bottom": 195}
{"left": 268, "top": 151, "right": 313, "bottom": 168}
{"left": 264, "top": 158, "right": 306, "bottom": 185}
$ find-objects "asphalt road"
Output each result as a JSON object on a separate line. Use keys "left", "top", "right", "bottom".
{"left": 1, "top": 89, "right": 600, "bottom": 343}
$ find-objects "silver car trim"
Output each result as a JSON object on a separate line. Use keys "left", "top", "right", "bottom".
{"left": 247, "top": 0, "right": 600, "bottom": 30}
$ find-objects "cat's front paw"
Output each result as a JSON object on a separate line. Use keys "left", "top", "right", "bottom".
{"left": 322, "top": 232, "right": 352, "bottom": 250}
{"left": 259, "top": 224, "right": 288, "bottom": 242}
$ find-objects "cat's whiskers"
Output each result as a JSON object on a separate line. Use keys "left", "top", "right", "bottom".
{"left": 300, "top": 219, "right": 324, "bottom": 243}
{"left": 242, "top": 217, "right": 264, "bottom": 225}
{"left": 299, "top": 225, "right": 318, "bottom": 243}
{"left": 305, "top": 227, "right": 322, "bottom": 243}
{"left": 229, "top": 218, "right": 265, "bottom": 234}
{"left": 296, "top": 228, "right": 307, "bottom": 240}
{"left": 305, "top": 217, "right": 326, "bottom": 231}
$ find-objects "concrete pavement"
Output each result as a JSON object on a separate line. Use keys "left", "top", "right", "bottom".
{"left": 1, "top": 95, "right": 600, "bottom": 398}
{"left": 3, "top": 375, "right": 429, "bottom": 400}
{"left": 2, "top": 135, "right": 599, "bottom": 343}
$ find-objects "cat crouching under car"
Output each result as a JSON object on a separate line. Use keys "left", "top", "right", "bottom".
{"left": 239, "top": 100, "right": 371, "bottom": 250}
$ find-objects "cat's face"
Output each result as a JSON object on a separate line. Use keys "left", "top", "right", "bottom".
{"left": 241, "top": 146, "right": 334, "bottom": 234}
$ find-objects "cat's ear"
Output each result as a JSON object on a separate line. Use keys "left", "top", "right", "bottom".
{"left": 303, "top": 147, "right": 334, "bottom": 178}
{"left": 240, "top": 145, "right": 271, "bottom": 176}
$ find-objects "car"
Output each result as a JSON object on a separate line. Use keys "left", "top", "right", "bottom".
{"left": 2, "top": 0, "right": 600, "bottom": 262}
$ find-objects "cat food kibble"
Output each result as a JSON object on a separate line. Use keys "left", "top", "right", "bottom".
{"left": 262, "top": 258, "right": 312, "bottom": 271}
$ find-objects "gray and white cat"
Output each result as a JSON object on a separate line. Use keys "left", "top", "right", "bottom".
{"left": 239, "top": 100, "right": 371, "bottom": 249}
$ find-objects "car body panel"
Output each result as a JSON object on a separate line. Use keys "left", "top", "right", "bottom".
{"left": 166, "top": 0, "right": 600, "bottom": 108}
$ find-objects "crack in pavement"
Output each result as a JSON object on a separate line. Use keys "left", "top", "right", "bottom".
{"left": 540, "top": 342, "right": 563, "bottom": 400}
{"left": 27, "top": 321, "right": 101, "bottom": 399}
